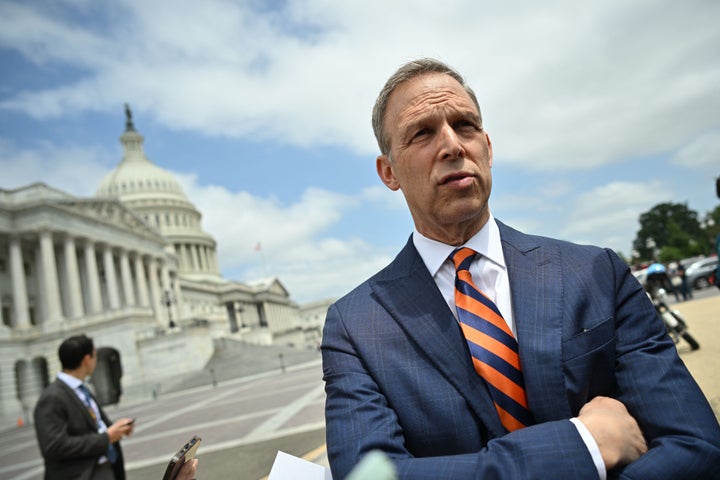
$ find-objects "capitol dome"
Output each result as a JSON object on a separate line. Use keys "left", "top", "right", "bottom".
{"left": 96, "top": 105, "right": 220, "bottom": 278}
{"left": 96, "top": 106, "right": 188, "bottom": 203}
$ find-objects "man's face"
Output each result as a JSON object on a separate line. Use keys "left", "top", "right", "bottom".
{"left": 85, "top": 349, "right": 98, "bottom": 375}
{"left": 376, "top": 73, "right": 493, "bottom": 244}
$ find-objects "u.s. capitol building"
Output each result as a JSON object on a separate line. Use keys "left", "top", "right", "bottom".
{"left": 0, "top": 108, "right": 331, "bottom": 426}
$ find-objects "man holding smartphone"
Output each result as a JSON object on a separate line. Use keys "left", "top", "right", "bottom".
{"left": 34, "top": 334, "right": 135, "bottom": 480}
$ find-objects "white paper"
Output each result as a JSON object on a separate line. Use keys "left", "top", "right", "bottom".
{"left": 268, "top": 451, "right": 333, "bottom": 480}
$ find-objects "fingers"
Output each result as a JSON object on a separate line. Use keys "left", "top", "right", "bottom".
{"left": 107, "top": 418, "right": 135, "bottom": 442}
{"left": 178, "top": 458, "right": 198, "bottom": 480}
{"left": 577, "top": 396, "right": 648, "bottom": 470}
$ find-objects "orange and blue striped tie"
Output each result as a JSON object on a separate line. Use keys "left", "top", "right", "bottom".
{"left": 451, "top": 247, "right": 532, "bottom": 431}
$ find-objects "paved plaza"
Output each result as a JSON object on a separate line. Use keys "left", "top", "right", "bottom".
{"left": 1, "top": 289, "right": 718, "bottom": 480}
{"left": 0, "top": 356, "right": 327, "bottom": 480}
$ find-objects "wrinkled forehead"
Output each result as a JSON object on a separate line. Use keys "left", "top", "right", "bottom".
{"left": 387, "top": 73, "right": 479, "bottom": 125}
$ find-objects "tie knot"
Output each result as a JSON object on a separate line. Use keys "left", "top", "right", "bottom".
{"left": 451, "top": 247, "right": 477, "bottom": 271}
{"left": 78, "top": 384, "right": 91, "bottom": 400}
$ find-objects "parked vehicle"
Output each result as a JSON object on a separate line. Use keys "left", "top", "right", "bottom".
{"left": 685, "top": 257, "right": 719, "bottom": 289}
{"left": 644, "top": 264, "right": 700, "bottom": 351}
{"left": 649, "top": 288, "right": 700, "bottom": 351}
{"left": 632, "top": 267, "right": 648, "bottom": 288}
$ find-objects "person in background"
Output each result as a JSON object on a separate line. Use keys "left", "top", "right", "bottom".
{"left": 715, "top": 233, "right": 720, "bottom": 289}
{"left": 677, "top": 262, "right": 692, "bottom": 300}
{"left": 321, "top": 58, "right": 720, "bottom": 479}
{"left": 33, "top": 334, "right": 198, "bottom": 480}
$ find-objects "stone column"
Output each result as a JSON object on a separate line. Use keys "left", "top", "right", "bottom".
{"left": 211, "top": 249, "right": 220, "bottom": 274}
{"left": 134, "top": 254, "right": 150, "bottom": 307}
{"left": 147, "top": 258, "right": 164, "bottom": 325}
{"left": 184, "top": 244, "right": 192, "bottom": 272}
{"left": 9, "top": 238, "right": 31, "bottom": 329}
{"left": 39, "top": 230, "right": 63, "bottom": 324}
{"left": 190, "top": 245, "right": 200, "bottom": 272}
{"left": 160, "top": 262, "right": 178, "bottom": 322}
{"left": 119, "top": 249, "right": 136, "bottom": 306}
{"left": 102, "top": 245, "right": 120, "bottom": 310}
{"left": 198, "top": 246, "right": 206, "bottom": 272}
{"left": 172, "top": 244, "right": 181, "bottom": 271}
{"left": 83, "top": 241, "right": 103, "bottom": 314}
{"left": 179, "top": 244, "right": 186, "bottom": 271}
{"left": 63, "top": 236, "right": 84, "bottom": 318}
{"left": 175, "top": 244, "right": 182, "bottom": 272}
{"left": 172, "top": 273, "right": 184, "bottom": 321}
{"left": 204, "top": 246, "right": 212, "bottom": 273}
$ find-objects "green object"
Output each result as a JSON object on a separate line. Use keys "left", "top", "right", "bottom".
{"left": 346, "top": 450, "right": 397, "bottom": 480}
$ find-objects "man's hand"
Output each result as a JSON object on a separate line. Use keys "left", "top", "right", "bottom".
{"left": 578, "top": 396, "right": 648, "bottom": 470}
{"left": 107, "top": 418, "right": 135, "bottom": 443}
{"left": 176, "top": 458, "right": 198, "bottom": 480}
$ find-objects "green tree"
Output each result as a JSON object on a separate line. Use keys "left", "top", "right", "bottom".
{"left": 700, "top": 204, "right": 720, "bottom": 249}
{"left": 632, "top": 202, "right": 709, "bottom": 262}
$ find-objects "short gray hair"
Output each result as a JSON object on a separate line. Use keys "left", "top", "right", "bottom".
{"left": 371, "top": 58, "right": 482, "bottom": 156}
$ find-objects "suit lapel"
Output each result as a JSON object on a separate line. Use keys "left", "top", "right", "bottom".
{"left": 499, "top": 221, "right": 572, "bottom": 421}
{"left": 56, "top": 379, "right": 99, "bottom": 430}
{"left": 370, "top": 239, "right": 506, "bottom": 438}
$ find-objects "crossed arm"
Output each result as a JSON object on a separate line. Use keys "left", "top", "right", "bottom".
{"left": 322, "top": 254, "right": 720, "bottom": 479}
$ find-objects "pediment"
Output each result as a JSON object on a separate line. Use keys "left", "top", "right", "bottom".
{"left": 268, "top": 278, "right": 289, "bottom": 296}
{"left": 251, "top": 277, "right": 290, "bottom": 297}
{"left": 58, "top": 199, "right": 163, "bottom": 240}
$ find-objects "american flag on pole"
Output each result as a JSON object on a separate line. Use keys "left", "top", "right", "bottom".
{"left": 254, "top": 242, "right": 262, "bottom": 252}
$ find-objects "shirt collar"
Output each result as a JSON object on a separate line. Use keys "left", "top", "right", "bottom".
{"left": 57, "top": 371, "right": 84, "bottom": 391}
{"left": 413, "top": 213, "right": 506, "bottom": 277}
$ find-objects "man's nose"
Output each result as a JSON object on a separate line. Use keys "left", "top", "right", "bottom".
{"left": 438, "top": 124, "right": 464, "bottom": 161}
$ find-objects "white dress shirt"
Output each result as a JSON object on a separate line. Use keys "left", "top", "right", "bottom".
{"left": 412, "top": 212, "right": 515, "bottom": 335}
{"left": 57, "top": 371, "right": 111, "bottom": 464}
{"left": 412, "top": 214, "right": 606, "bottom": 480}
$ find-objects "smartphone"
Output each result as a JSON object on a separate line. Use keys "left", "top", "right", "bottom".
{"left": 126, "top": 418, "right": 136, "bottom": 426}
{"left": 161, "top": 435, "right": 201, "bottom": 480}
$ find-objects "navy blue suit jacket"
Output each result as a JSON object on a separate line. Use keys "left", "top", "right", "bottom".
{"left": 322, "top": 221, "right": 720, "bottom": 479}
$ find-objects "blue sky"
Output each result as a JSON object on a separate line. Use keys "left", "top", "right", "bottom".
{"left": 1, "top": 0, "right": 719, "bottom": 303}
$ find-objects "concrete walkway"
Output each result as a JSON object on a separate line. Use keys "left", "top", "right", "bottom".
{"left": 669, "top": 291, "right": 720, "bottom": 419}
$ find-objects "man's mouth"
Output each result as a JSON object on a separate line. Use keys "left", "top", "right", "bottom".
{"left": 440, "top": 172, "right": 475, "bottom": 186}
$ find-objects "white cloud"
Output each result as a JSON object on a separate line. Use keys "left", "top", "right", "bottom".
{"left": 0, "top": 139, "right": 114, "bottom": 195}
{"left": 671, "top": 131, "right": 720, "bottom": 168}
{"left": 176, "top": 173, "right": 392, "bottom": 301}
{"left": 1, "top": 0, "right": 718, "bottom": 300}
{"left": 559, "top": 180, "right": 670, "bottom": 253}
{"left": 495, "top": 178, "right": 672, "bottom": 256}
{"left": 2, "top": 0, "right": 717, "bottom": 170}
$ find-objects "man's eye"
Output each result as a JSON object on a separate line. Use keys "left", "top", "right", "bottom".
{"left": 412, "top": 128, "right": 430, "bottom": 139}
{"left": 455, "top": 120, "right": 478, "bottom": 131}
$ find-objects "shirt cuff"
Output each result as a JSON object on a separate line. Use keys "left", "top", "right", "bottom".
{"left": 570, "top": 417, "right": 607, "bottom": 480}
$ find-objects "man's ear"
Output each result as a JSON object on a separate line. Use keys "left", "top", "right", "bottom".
{"left": 376, "top": 155, "right": 400, "bottom": 191}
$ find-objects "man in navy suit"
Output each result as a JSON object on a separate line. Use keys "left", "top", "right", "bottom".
{"left": 321, "top": 58, "right": 720, "bottom": 479}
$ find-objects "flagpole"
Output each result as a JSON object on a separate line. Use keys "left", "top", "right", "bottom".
{"left": 255, "top": 242, "right": 268, "bottom": 277}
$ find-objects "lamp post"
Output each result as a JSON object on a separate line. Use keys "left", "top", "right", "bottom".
{"left": 163, "top": 289, "right": 176, "bottom": 328}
